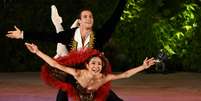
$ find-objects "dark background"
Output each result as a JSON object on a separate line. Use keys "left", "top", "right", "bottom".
{"left": 0, "top": 0, "right": 120, "bottom": 72}
{"left": 1, "top": 0, "right": 201, "bottom": 73}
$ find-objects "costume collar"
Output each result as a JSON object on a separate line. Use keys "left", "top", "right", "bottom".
{"left": 74, "top": 28, "right": 91, "bottom": 49}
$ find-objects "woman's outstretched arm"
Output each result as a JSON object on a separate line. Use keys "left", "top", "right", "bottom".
{"left": 106, "top": 57, "right": 156, "bottom": 81}
{"left": 25, "top": 43, "right": 77, "bottom": 76}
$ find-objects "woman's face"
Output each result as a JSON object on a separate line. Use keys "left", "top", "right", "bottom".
{"left": 86, "top": 57, "right": 103, "bottom": 74}
{"left": 78, "top": 10, "right": 94, "bottom": 29}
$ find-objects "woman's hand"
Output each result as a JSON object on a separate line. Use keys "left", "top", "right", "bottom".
{"left": 142, "top": 57, "right": 156, "bottom": 69}
{"left": 25, "top": 43, "right": 39, "bottom": 54}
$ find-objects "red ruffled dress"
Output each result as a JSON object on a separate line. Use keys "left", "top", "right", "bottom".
{"left": 40, "top": 48, "right": 111, "bottom": 101}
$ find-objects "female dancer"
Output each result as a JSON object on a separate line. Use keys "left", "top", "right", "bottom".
{"left": 25, "top": 42, "right": 156, "bottom": 101}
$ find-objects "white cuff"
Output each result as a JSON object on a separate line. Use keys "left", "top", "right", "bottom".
{"left": 21, "top": 31, "right": 24, "bottom": 39}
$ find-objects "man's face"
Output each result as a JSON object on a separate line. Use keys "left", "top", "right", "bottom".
{"left": 79, "top": 10, "right": 94, "bottom": 29}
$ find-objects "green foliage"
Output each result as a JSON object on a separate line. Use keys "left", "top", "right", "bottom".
{"left": 184, "top": 7, "right": 201, "bottom": 72}
{"left": 107, "top": 0, "right": 160, "bottom": 69}
{"left": 108, "top": 0, "right": 201, "bottom": 72}
{"left": 151, "top": 0, "right": 201, "bottom": 71}
{"left": 153, "top": 1, "right": 198, "bottom": 58}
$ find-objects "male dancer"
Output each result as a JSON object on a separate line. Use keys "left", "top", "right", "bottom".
{"left": 6, "top": 0, "right": 127, "bottom": 100}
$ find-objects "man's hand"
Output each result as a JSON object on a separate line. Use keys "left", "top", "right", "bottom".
{"left": 6, "top": 26, "right": 23, "bottom": 39}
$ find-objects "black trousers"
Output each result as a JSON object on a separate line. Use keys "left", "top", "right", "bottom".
{"left": 56, "top": 89, "right": 123, "bottom": 101}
